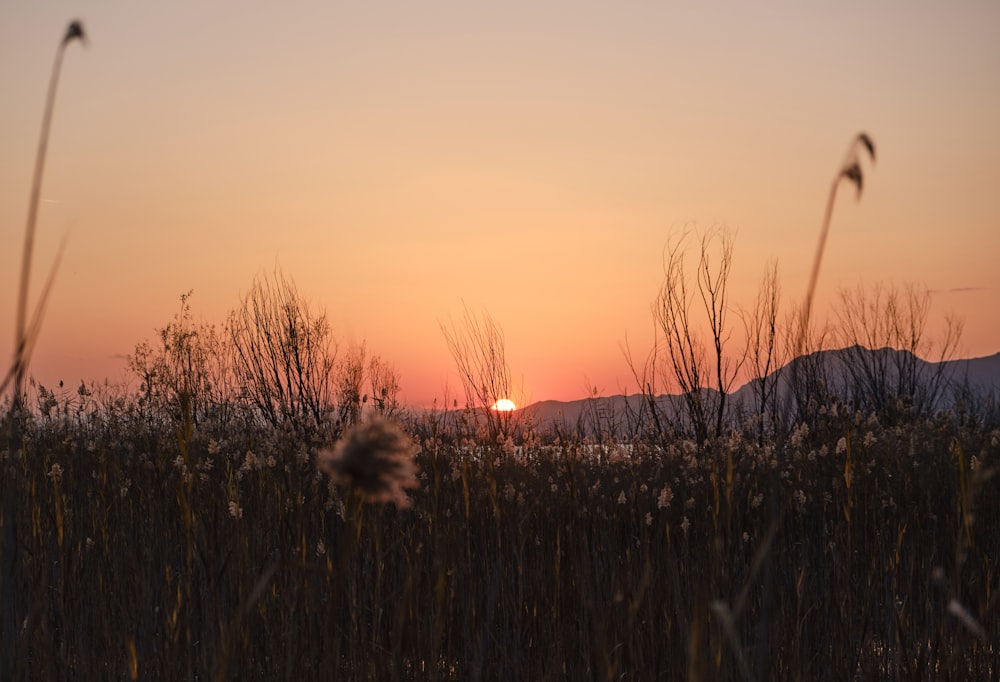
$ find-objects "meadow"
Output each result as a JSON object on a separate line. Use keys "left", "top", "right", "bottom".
{"left": 1, "top": 317, "right": 997, "bottom": 679}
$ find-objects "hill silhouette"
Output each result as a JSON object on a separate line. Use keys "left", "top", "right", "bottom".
{"left": 518, "top": 347, "right": 1000, "bottom": 434}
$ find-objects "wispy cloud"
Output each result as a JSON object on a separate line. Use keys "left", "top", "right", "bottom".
{"left": 927, "top": 286, "right": 990, "bottom": 295}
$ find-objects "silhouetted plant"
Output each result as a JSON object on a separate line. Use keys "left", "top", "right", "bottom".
{"left": 2, "top": 21, "right": 86, "bottom": 678}
{"left": 782, "top": 311, "right": 838, "bottom": 427}
{"left": 647, "top": 226, "right": 745, "bottom": 445}
{"left": 227, "top": 268, "right": 338, "bottom": 439}
{"left": 128, "top": 291, "right": 233, "bottom": 430}
{"left": 740, "top": 260, "right": 785, "bottom": 443}
{"left": 834, "top": 281, "right": 963, "bottom": 420}
{"left": 4, "top": 21, "right": 86, "bottom": 411}
{"left": 798, "top": 132, "right": 876, "bottom": 357}
{"left": 441, "top": 304, "right": 521, "bottom": 442}
{"left": 367, "top": 353, "right": 402, "bottom": 418}
{"left": 331, "top": 344, "right": 403, "bottom": 424}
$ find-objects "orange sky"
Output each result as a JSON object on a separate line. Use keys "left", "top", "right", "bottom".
{"left": 2, "top": 2, "right": 999, "bottom": 408}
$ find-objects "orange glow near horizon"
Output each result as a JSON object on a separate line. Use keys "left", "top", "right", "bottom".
{"left": 2, "top": 3, "right": 999, "bottom": 409}
{"left": 492, "top": 399, "right": 517, "bottom": 412}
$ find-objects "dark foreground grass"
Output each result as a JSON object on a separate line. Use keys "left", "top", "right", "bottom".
{"left": 1, "top": 402, "right": 997, "bottom": 680}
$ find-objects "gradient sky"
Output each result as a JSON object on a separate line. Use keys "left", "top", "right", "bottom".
{"left": 2, "top": 1, "right": 999, "bottom": 408}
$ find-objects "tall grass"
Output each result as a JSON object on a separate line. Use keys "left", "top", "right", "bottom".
{"left": 1, "top": 381, "right": 996, "bottom": 679}
{"left": 3, "top": 22, "right": 86, "bottom": 679}
{"left": 798, "top": 133, "right": 876, "bottom": 358}
{"left": 4, "top": 21, "right": 86, "bottom": 409}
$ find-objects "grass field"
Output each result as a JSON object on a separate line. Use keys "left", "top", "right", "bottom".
{"left": 2, "top": 382, "right": 996, "bottom": 680}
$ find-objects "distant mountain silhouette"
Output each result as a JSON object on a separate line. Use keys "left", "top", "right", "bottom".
{"left": 519, "top": 347, "right": 1000, "bottom": 432}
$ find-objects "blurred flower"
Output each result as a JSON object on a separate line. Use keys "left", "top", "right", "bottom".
{"left": 317, "top": 418, "right": 420, "bottom": 509}
{"left": 228, "top": 501, "right": 243, "bottom": 519}
{"left": 47, "top": 463, "right": 63, "bottom": 482}
{"left": 657, "top": 486, "right": 673, "bottom": 510}
{"left": 241, "top": 450, "right": 257, "bottom": 472}
{"left": 836, "top": 437, "right": 847, "bottom": 454}
{"left": 790, "top": 423, "right": 809, "bottom": 448}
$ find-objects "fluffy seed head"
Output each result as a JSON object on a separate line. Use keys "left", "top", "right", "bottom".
{"left": 318, "top": 418, "right": 420, "bottom": 508}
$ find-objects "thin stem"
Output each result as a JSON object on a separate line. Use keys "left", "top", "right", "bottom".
{"left": 797, "top": 132, "right": 875, "bottom": 359}
{"left": 798, "top": 177, "right": 841, "bottom": 357}
{"left": 12, "top": 21, "right": 84, "bottom": 410}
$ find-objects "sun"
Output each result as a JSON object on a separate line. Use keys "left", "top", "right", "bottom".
{"left": 491, "top": 398, "right": 517, "bottom": 412}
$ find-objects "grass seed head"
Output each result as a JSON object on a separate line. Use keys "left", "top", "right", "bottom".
{"left": 63, "top": 20, "right": 86, "bottom": 47}
{"left": 318, "top": 417, "right": 420, "bottom": 508}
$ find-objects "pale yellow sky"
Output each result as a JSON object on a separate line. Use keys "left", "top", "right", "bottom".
{"left": 2, "top": 1, "right": 998, "bottom": 406}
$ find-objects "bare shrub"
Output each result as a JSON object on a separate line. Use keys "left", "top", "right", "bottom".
{"left": 334, "top": 344, "right": 366, "bottom": 427}
{"left": 441, "top": 305, "right": 518, "bottom": 441}
{"left": 228, "top": 269, "right": 337, "bottom": 438}
{"left": 835, "top": 281, "right": 963, "bottom": 419}
{"left": 740, "top": 261, "right": 786, "bottom": 442}
{"left": 647, "top": 227, "right": 745, "bottom": 444}
{"left": 129, "top": 291, "right": 233, "bottom": 430}
{"left": 783, "top": 306, "right": 836, "bottom": 426}
{"left": 367, "top": 353, "right": 402, "bottom": 418}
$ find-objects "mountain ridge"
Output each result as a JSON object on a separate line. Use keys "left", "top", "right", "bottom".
{"left": 517, "top": 347, "right": 1000, "bottom": 429}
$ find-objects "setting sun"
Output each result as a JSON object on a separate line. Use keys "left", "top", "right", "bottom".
{"left": 491, "top": 398, "right": 517, "bottom": 412}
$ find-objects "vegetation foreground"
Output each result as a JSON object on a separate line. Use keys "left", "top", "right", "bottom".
{"left": 1, "top": 390, "right": 997, "bottom": 681}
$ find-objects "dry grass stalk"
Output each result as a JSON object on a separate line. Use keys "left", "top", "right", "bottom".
{"left": 4, "top": 20, "right": 86, "bottom": 409}
{"left": 797, "top": 132, "right": 876, "bottom": 357}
